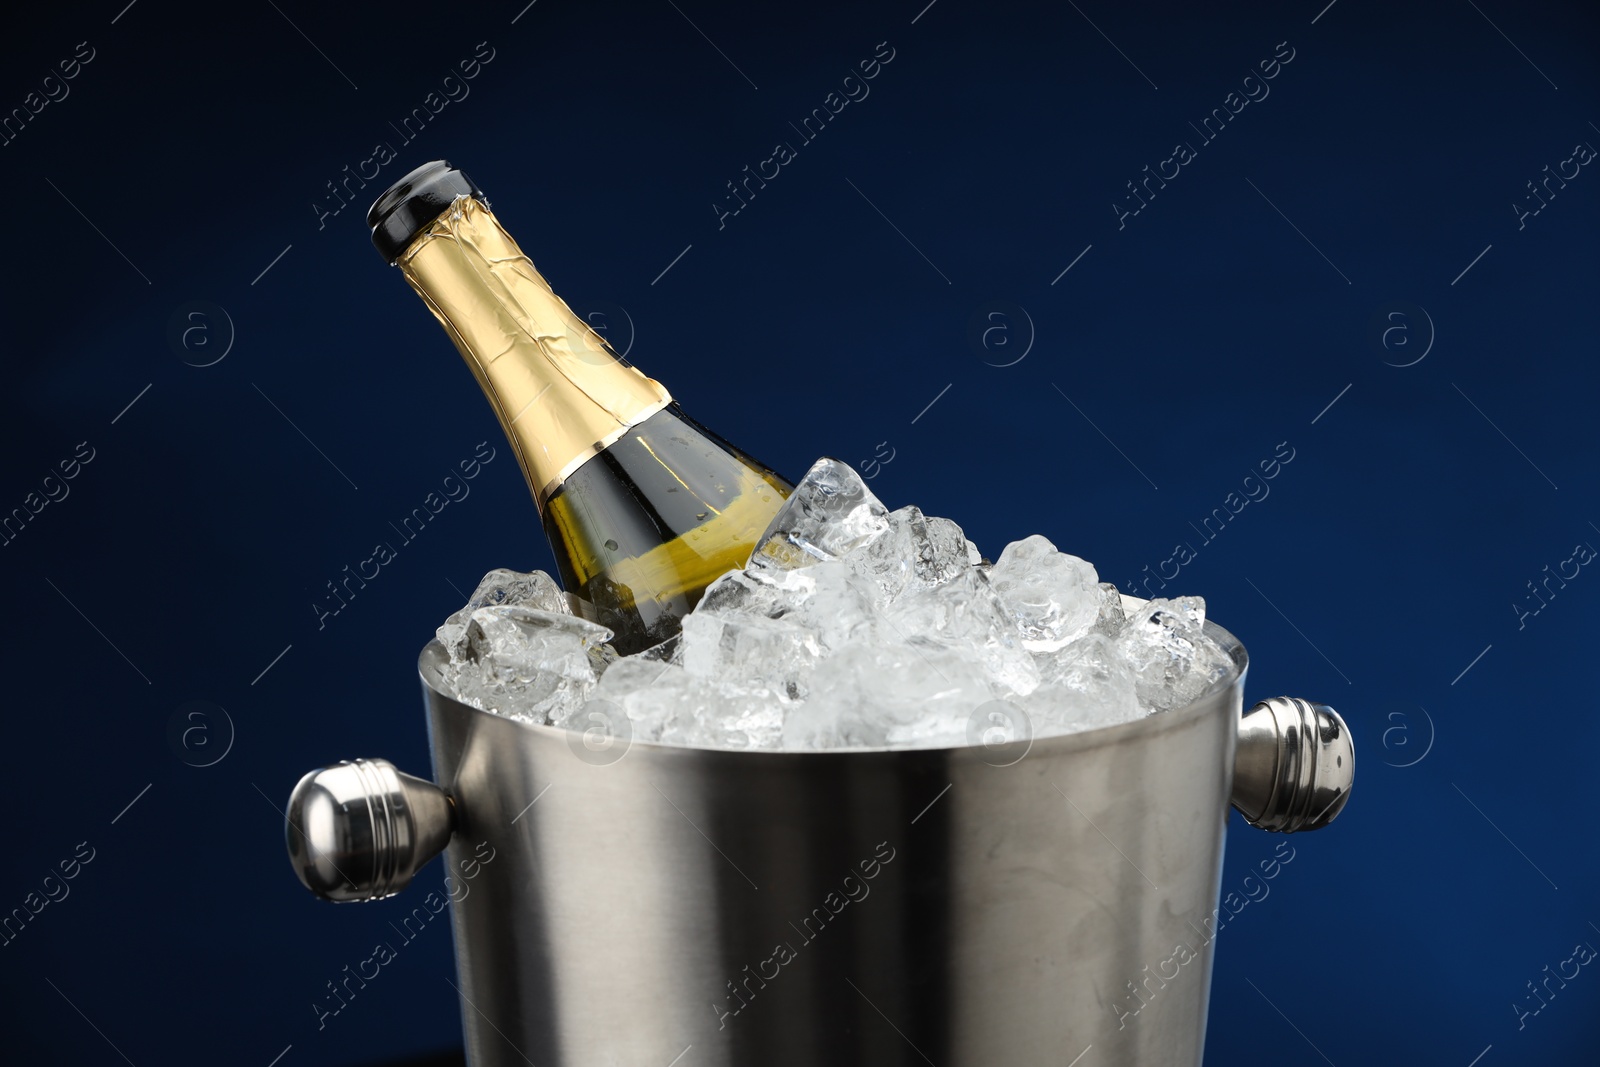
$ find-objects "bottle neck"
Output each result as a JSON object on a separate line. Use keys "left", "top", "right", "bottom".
{"left": 396, "top": 196, "right": 672, "bottom": 505}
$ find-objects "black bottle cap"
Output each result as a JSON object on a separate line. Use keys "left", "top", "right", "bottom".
{"left": 368, "top": 160, "right": 486, "bottom": 264}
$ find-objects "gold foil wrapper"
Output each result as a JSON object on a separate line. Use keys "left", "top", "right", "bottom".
{"left": 397, "top": 196, "right": 671, "bottom": 505}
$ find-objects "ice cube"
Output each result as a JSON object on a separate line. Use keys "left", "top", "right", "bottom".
{"left": 680, "top": 610, "right": 821, "bottom": 702}
{"left": 682, "top": 680, "right": 786, "bottom": 750}
{"left": 700, "top": 561, "right": 880, "bottom": 655}
{"left": 450, "top": 605, "right": 611, "bottom": 724}
{"left": 747, "top": 457, "right": 890, "bottom": 573}
{"left": 467, "top": 568, "right": 568, "bottom": 613}
{"left": 438, "top": 568, "right": 569, "bottom": 662}
{"left": 569, "top": 657, "right": 784, "bottom": 749}
{"left": 881, "top": 568, "right": 1040, "bottom": 696}
{"left": 1115, "top": 596, "right": 1231, "bottom": 711}
{"left": 850, "top": 505, "right": 975, "bottom": 601}
{"left": 1024, "top": 632, "right": 1144, "bottom": 734}
{"left": 780, "top": 560, "right": 882, "bottom": 652}
{"left": 987, "top": 535, "right": 1101, "bottom": 653}
{"left": 635, "top": 632, "right": 682, "bottom": 664}
{"left": 783, "top": 643, "right": 995, "bottom": 749}
{"left": 575, "top": 656, "right": 686, "bottom": 742}
{"left": 1091, "top": 582, "right": 1127, "bottom": 637}
{"left": 697, "top": 567, "right": 796, "bottom": 621}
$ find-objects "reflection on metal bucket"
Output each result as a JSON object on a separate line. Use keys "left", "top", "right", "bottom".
{"left": 286, "top": 609, "right": 1353, "bottom": 1066}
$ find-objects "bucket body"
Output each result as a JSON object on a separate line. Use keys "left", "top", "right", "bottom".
{"left": 420, "top": 620, "right": 1245, "bottom": 1066}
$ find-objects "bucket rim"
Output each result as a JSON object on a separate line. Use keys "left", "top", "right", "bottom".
{"left": 416, "top": 598, "right": 1247, "bottom": 761}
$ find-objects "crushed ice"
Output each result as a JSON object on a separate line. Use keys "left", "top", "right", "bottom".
{"left": 434, "top": 459, "right": 1234, "bottom": 750}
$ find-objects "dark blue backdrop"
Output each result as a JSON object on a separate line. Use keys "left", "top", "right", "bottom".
{"left": 4, "top": 1, "right": 1597, "bottom": 1063}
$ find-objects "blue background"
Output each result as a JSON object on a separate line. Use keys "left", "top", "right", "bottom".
{"left": 4, "top": 0, "right": 1597, "bottom": 1063}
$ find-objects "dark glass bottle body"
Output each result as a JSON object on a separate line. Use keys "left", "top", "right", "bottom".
{"left": 545, "top": 404, "right": 791, "bottom": 653}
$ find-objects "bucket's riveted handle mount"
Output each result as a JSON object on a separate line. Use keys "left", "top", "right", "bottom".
{"left": 286, "top": 759, "right": 454, "bottom": 903}
{"left": 1231, "top": 697, "right": 1353, "bottom": 833}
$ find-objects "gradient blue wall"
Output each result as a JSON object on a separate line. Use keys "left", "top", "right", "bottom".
{"left": 3, "top": 1, "right": 1597, "bottom": 1063}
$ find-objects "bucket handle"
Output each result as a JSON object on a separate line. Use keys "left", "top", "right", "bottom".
{"left": 1231, "top": 696, "right": 1353, "bottom": 833}
{"left": 284, "top": 759, "right": 454, "bottom": 904}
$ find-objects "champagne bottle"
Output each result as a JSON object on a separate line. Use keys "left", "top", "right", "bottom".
{"left": 368, "top": 161, "right": 793, "bottom": 654}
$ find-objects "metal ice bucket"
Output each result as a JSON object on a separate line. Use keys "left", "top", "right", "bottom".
{"left": 286, "top": 603, "right": 1352, "bottom": 1066}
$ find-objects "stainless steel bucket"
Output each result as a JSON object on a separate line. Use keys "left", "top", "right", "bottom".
{"left": 287, "top": 608, "right": 1352, "bottom": 1066}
